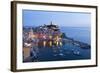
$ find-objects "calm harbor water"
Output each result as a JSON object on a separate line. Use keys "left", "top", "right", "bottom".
{"left": 23, "top": 27, "right": 91, "bottom": 62}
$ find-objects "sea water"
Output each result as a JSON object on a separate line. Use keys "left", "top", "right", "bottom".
{"left": 60, "top": 27, "right": 91, "bottom": 44}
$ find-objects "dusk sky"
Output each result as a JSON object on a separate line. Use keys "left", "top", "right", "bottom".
{"left": 23, "top": 10, "right": 91, "bottom": 27}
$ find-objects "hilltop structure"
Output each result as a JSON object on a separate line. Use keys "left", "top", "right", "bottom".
{"left": 23, "top": 22, "right": 62, "bottom": 47}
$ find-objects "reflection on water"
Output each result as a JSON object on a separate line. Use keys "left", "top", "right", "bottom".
{"left": 23, "top": 42, "right": 90, "bottom": 62}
